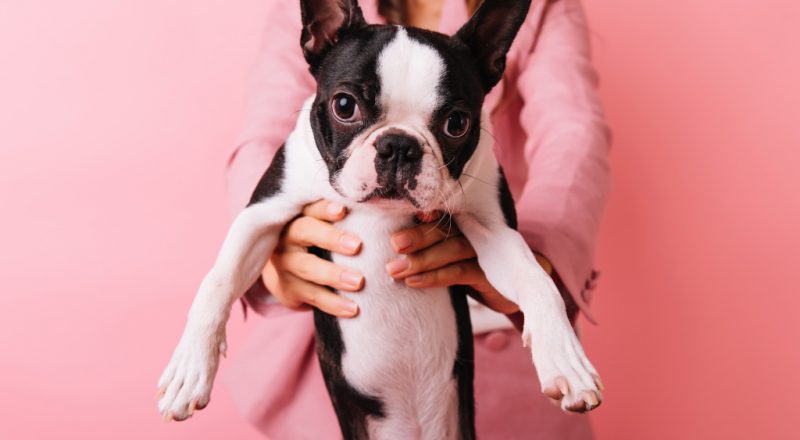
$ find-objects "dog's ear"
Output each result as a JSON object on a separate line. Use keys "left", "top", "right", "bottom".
{"left": 300, "top": 0, "right": 366, "bottom": 69}
{"left": 453, "top": 0, "right": 532, "bottom": 92}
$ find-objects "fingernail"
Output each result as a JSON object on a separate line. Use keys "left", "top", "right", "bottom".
{"left": 386, "top": 258, "right": 410, "bottom": 275}
{"left": 406, "top": 274, "right": 424, "bottom": 284}
{"left": 391, "top": 233, "right": 413, "bottom": 252}
{"left": 340, "top": 270, "right": 364, "bottom": 288}
{"left": 339, "top": 234, "right": 362, "bottom": 252}
{"left": 341, "top": 300, "right": 358, "bottom": 316}
{"left": 327, "top": 202, "right": 345, "bottom": 217}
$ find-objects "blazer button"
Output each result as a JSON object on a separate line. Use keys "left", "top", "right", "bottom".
{"left": 484, "top": 331, "right": 510, "bottom": 352}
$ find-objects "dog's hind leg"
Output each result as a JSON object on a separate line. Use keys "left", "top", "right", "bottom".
{"left": 368, "top": 411, "right": 422, "bottom": 440}
{"left": 418, "top": 378, "right": 460, "bottom": 440}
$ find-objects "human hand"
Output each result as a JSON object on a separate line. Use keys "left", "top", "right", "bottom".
{"left": 385, "top": 213, "right": 552, "bottom": 315}
{"left": 262, "top": 200, "right": 365, "bottom": 317}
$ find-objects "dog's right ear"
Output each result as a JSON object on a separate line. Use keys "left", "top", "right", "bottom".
{"left": 300, "top": 0, "right": 366, "bottom": 69}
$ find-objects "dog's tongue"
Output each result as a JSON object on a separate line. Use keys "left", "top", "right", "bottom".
{"left": 415, "top": 211, "right": 442, "bottom": 223}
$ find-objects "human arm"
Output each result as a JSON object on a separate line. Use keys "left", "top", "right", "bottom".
{"left": 513, "top": 0, "right": 611, "bottom": 320}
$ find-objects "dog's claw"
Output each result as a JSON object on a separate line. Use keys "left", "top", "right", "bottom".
{"left": 188, "top": 401, "right": 197, "bottom": 416}
{"left": 594, "top": 376, "right": 605, "bottom": 391}
{"left": 556, "top": 377, "right": 569, "bottom": 397}
{"left": 583, "top": 391, "right": 599, "bottom": 409}
{"left": 157, "top": 325, "right": 224, "bottom": 421}
{"left": 525, "top": 316, "right": 603, "bottom": 414}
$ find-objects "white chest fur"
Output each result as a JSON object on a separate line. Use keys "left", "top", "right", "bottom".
{"left": 331, "top": 208, "right": 459, "bottom": 431}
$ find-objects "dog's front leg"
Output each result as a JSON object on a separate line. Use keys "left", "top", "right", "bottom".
{"left": 455, "top": 211, "right": 603, "bottom": 412}
{"left": 157, "top": 155, "right": 308, "bottom": 420}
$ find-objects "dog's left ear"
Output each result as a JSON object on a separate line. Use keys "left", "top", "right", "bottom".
{"left": 453, "top": 0, "right": 532, "bottom": 92}
{"left": 300, "top": 0, "right": 366, "bottom": 70}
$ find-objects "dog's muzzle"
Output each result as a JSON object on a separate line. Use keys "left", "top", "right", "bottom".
{"left": 373, "top": 130, "right": 424, "bottom": 199}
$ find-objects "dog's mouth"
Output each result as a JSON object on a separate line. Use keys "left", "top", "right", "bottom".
{"left": 360, "top": 185, "right": 422, "bottom": 209}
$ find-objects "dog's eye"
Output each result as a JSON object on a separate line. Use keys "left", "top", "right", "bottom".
{"left": 331, "top": 93, "right": 361, "bottom": 123}
{"left": 443, "top": 110, "right": 470, "bottom": 138}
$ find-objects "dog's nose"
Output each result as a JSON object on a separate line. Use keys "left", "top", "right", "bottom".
{"left": 376, "top": 133, "right": 423, "bottom": 163}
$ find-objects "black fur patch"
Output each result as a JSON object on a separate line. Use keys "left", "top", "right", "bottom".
{"left": 240, "top": 145, "right": 288, "bottom": 314}
{"left": 309, "top": 247, "right": 386, "bottom": 440}
{"left": 449, "top": 285, "right": 476, "bottom": 440}
{"left": 247, "top": 145, "right": 286, "bottom": 206}
{"left": 453, "top": 0, "right": 532, "bottom": 92}
{"left": 497, "top": 168, "right": 517, "bottom": 230}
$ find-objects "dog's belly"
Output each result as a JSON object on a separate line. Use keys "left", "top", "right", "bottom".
{"left": 332, "top": 209, "right": 459, "bottom": 412}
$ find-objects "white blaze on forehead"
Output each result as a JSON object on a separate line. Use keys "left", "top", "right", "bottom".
{"left": 377, "top": 28, "right": 444, "bottom": 123}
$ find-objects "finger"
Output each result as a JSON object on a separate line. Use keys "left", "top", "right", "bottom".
{"left": 386, "top": 235, "right": 475, "bottom": 278}
{"left": 403, "top": 261, "right": 482, "bottom": 288}
{"left": 299, "top": 280, "right": 359, "bottom": 318}
{"left": 405, "top": 261, "right": 520, "bottom": 314}
{"left": 284, "top": 216, "right": 362, "bottom": 255}
{"left": 280, "top": 251, "right": 365, "bottom": 292}
{"left": 389, "top": 220, "right": 460, "bottom": 254}
{"left": 274, "top": 269, "right": 358, "bottom": 317}
{"left": 466, "top": 280, "right": 520, "bottom": 314}
{"left": 302, "top": 199, "right": 348, "bottom": 222}
{"left": 261, "top": 262, "right": 313, "bottom": 311}
{"left": 535, "top": 252, "right": 553, "bottom": 275}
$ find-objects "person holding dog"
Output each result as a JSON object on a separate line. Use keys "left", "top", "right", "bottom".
{"left": 223, "top": 0, "right": 610, "bottom": 438}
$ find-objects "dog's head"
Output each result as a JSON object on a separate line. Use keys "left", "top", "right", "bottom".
{"left": 300, "top": 0, "right": 530, "bottom": 212}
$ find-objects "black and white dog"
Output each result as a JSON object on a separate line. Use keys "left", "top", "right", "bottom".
{"left": 158, "top": 0, "right": 603, "bottom": 438}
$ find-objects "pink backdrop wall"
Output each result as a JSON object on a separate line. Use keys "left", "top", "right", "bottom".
{"left": 1, "top": 1, "right": 798, "bottom": 439}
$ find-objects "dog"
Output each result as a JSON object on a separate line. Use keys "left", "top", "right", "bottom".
{"left": 157, "top": 0, "right": 603, "bottom": 438}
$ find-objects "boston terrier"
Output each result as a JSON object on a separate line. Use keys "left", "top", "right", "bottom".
{"left": 157, "top": 0, "right": 603, "bottom": 438}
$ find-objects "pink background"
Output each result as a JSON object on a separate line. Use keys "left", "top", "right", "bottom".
{"left": 1, "top": 1, "right": 798, "bottom": 439}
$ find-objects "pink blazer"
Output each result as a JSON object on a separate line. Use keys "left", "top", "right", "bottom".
{"left": 223, "top": 0, "right": 610, "bottom": 437}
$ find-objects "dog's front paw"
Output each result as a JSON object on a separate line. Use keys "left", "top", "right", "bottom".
{"left": 523, "top": 322, "right": 603, "bottom": 413}
{"left": 156, "top": 324, "right": 226, "bottom": 421}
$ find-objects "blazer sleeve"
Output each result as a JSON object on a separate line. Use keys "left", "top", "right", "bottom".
{"left": 224, "top": 0, "right": 315, "bottom": 316}
{"left": 514, "top": 0, "right": 611, "bottom": 322}
{"left": 225, "top": 0, "right": 315, "bottom": 214}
